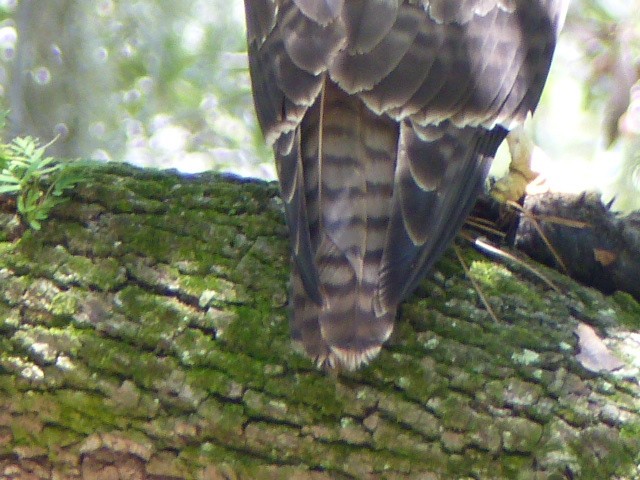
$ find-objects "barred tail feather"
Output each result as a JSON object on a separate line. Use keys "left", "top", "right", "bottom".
{"left": 290, "top": 255, "right": 396, "bottom": 371}
{"left": 288, "top": 81, "right": 398, "bottom": 370}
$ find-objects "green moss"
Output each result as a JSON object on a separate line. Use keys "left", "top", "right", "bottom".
{"left": 499, "top": 417, "right": 543, "bottom": 453}
{"left": 432, "top": 248, "right": 465, "bottom": 279}
{"left": 499, "top": 325, "right": 552, "bottom": 352}
{"left": 0, "top": 276, "right": 28, "bottom": 306}
{"left": 243, "top": 389, "right": 294, "bottom": 424}
{"left": 370, "top": 418, "right": 425, "bottom": 457}
{"left": 500, "top": 454, "right": 533, "bottom": 477}
{"left": 223, "top": 305, "right": 289, "bottom": 363}
{"left": 571, "top": 426, "right": 639, "bottom": 479}
{"left": 175, "top": 332, "right": 266, "bottom": 386}
{"left": 41, "top": 221, "right": 103, "bottom": 256}
{"left": 233, "top": 237, "right": 288, "bottom": 300}
{"left": 144, "top": 210, "right": 239, "bottom": 248}
{"left": 0, "top": 215, "right": 20, "bottom": 241}
{"left": 56, "top": 255, "right": 126, "bottom": 291}
{"left": 557, "top": 406, "right": 592, "bottom": 429}
{"left": 10, "top": 229, "right": 39, "bottom": 252}
{"left": 469, "top": 260, "right": 546, "bottom": 311}
{"left": 186, "top": 368, "right": 239, "bottom": 398}
{"left": 263, "top": 374, "right": 347, "bottom": 419}
{"left": 428, "top": 393, "right": 475, "bottom": 431}
{"left": 611, "top": 291, "right": 640, "bottom": 328}
{"left": 460, "top": 449, "right": 496, "bottom": 478}
{"left": 0, "top": 241, "right": 17, "bottom": 261}
{"left": 94, "top": 183, "right": 168, "bottom": 215}
{"left": 0, "top": 302, "right": 19, "bottom": 330}
{"left": 50, "top": 291, "right": 80, "bottom": 316}
{"left": 448, "top": 450, "right": 494, "bottom": 476}
{"left": 79, "top": 335, "right": 173, "bottom": 390}
{"left": 39, "top": 425, "right": 82, "bottom": 449}
{"left": 10, "top": 418, "right": 44, "bottom": 446}
{"left": 189, "top": 442, "right": 260, "bottom": 473}
{"left": 12, "top": 329, "right": 65, "bottom": 365}
{"left": 187, "top": 275, "right": 240, "bottom": 304}
{"left": 10, "top": 391, "right": 116, "bottom": 442}
{"left": 620, "top": 422, "right": 640, "bottom": 442}
{"left": 173, "top": 329, "right": 221, "bottom": 367}
{"left": 468, "top": 416, "right": 502, "bottom": 453}
{"left": 125, "top": 224, "right": 176, "bottom": 260}
{"left": 448, "top": 367, "right": 486, "bottom": 394}
{"left": 51, "top": 199, "right": 105, "bottom": 224}
{"left": 426, "top": 335, "right": 501, "bottom": 381}
{"left": 378, "top": 395, "right": 440, "bottom": 440}
{"left": 197, "top": 399, "right": 247, "bottom": 445}
{"left": 11, "top": 236, "right": 126, "bottom": 292}
{"left": 55, "top": 390, "right": 122, "bottom": 432}
{"left": 110, "top": 286, "right": 194, "bottom": 347}
{"left": 0, "top": 375, "right": 18, "bottom": 394}
{"left": 391, "top": 366, "right": 449, "bottom": 404}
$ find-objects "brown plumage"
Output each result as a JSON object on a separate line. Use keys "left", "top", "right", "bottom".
{"left": 244, "top": 0, "right": 569, "bottom": 370}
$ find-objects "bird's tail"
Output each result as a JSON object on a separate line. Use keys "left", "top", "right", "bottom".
{"left": 289, "top": 81, "right": 399, "bottom": 370}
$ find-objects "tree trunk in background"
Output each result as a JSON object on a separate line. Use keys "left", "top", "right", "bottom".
{"left": 0, "top": 163, "right": 639, "bottom": 479}
{"left": 7, "top": 0, "right": 112, "bottom": 158}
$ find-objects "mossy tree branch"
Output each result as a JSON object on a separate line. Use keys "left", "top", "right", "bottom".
{"left": 0, "top": 162, "right": 639, "bottom": 479}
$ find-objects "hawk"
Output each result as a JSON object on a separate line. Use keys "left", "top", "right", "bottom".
{"left": 244, "top": 0, "right": 569, "bottom": 370}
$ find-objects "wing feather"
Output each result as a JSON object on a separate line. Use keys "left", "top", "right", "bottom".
{"left": 341, "top": 0, "right": 399, "bottom": 54}
{"left": 293, "top": 0, "right": 344, "bottom": 24}
{"left": 329, "top": 5, "right": 421, "bottom": 93}
{"left": 274, "top": 130, "right": 323, "bottom": 304}
{"left": 244, "top": 0, "right": 277, "bottom": 43}
{"left": 281, "top": 3, "right": 346, "bottom": 74}
{"left": 376, "top": 122, "right": 507, "bottom": 313}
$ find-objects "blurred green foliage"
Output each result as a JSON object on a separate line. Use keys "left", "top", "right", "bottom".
{"left": 531, "top": 0, "right": 640, "bottom": 211}
{"left": 0, "top": 0, "right": 272, "bottom": 178}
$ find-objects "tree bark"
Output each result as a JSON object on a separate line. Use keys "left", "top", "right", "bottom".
{"left": 0, "top": 162, "right": 639, "bottom": 480}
